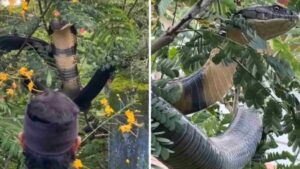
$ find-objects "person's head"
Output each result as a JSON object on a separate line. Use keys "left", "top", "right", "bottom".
{"left": 18, "top": 90, "right": 81, "bottom": 169}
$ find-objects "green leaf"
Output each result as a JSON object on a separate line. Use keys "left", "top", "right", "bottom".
{"left": 271, "top": 38, "right": 300, "bottom": 76}
{"left": 160, "top": 147, "right": 170, "bottom": 160}
{"left": 263, "top": 100, "right": 283, "bottom": 134}
{"left": 168, "top": 47, "right": 177, "bottom": 60}
{"left": 266, "top": 56, "right": 294, "bottom": 84}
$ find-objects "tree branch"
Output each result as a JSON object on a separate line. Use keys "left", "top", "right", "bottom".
{"left": 151, "top": 0, "right": 215, "bottom": 54}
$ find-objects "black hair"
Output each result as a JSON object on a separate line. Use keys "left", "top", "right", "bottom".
{"left": 24, "top": 148, "right": 75, "bottom": 169}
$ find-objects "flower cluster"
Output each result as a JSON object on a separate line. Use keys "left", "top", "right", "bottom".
{"left": 100, "top": 98, "right": 115, "bottom": 117}
{"left": 0, "top": 71, "right": 12, "bottom": 96}
{"left": 0, "top": 67, "right": 37, "bottom": 97}
{"left": 5, "top": 0, "right": 29, "bottom": 18}
{"left": 99, "top": 98, "right": 140, "bottom": 134}
{"left": 19, "top": 67, "right": 35, "bottom": 92}
{"left": 119, "top": 109, "right": 137, "bottom": 133}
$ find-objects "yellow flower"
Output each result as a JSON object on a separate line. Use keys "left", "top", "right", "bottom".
{"left": 19, "top": 67, "right": 28, "bottom": 73}
{"left": 72, "top": 159, "right": 83, "bottom": 169}
{"left": 27, "top": 81, "right": 34, "bottom": 92}
{"left": 0, "top": 72, "right": 9, "bottom": 81}
{"left": 22, "top": 0, "right": 28, "bottom": 11}
{"left": 19, "top": 67, "right": 28, "bottom": 76}
{"left": 125, "top": 110, "right": 136, "bottom": 124}
{"left": 126, "top": 159, "right": 130, "bottom": 164}
{"left": 25, "top": 70, "right": 34, "bottom": 79}
{"left": 19, "top": 67, "right": 33, "bottom": 79}
{"left": 104, "top": 105, "right": 114, "bottom": 117}
{"left": 72, "top": 0, "right": 79, "bottom": 3}
{"left": 119, "top": 124, "right": 132, "bottom": 133}
{"left": 100, "top": 98, "right": 109, "bottom": 106}
{"left": 6, "top": 88, "right": 14, "bottom": 96}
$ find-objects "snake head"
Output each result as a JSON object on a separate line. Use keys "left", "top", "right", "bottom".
{"left": 234, "top": 4, "right": 299, "bottom": 40}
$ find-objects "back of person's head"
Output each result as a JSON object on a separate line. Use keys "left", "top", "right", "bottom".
{"left": 20, "top": 90, "right": 80, "bottom": 169}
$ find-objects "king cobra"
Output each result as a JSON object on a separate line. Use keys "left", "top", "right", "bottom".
{"left": 152, "top": 4, "right": 299, "bottom": 169}
{"left": 49, "top": 20, "right": 81, "bottom": 99}
{"left": 0, "top": 34, "right": 114, "bottom": 111}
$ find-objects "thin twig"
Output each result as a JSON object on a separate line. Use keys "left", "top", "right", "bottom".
{"left": 123, "top": 0, "right": 127, "bottom": 10}
{"left": 172, "top": 1, "right": 178, "bottom": 26}
{"left": 37, "top": 0, "right": 49, "bottom": 33}
{"left": 233, "top": 86, "right": 240, "bottom": 115}
{"left": 83, "top": 110, "right": 94, "bottom": 132}
{"left": 216, "top": 0, "right": 222, "bottom": 15}
{"left": 127, "top": 0, "right": 138, "bottom": 17}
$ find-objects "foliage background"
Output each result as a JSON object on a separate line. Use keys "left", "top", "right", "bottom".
{"left": 151, "top": 0, "right": 300, "bottom": 168}
{"left": 0, "top": 0, "right": 148, "bottom": 168}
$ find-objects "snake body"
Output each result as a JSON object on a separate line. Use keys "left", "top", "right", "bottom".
{"left": 152, "top": 95, "right": 262, "bottom": 169}
{"left": 153, "top": 4, "right": 299, "bottom": 169}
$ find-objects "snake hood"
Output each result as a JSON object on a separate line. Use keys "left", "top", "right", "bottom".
{"left": 229, "top": 4, "right": 299, "bottom": 42}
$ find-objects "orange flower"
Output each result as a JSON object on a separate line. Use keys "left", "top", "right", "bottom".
{"left": 125, "top": 110, "right": 136, "bottom": 124}
{"left": 11, "top": 82, "right": 17, "bottom": 89}
{"left": 104, "top": 105, "right": 114, "bottom": 117}
{"left": 53, "top": 10, "right": 61, "bottom": 17}
{"left": 100, "top": 98, "right": 109, "bottom": 106}
{"left": 119, "top": 124, "right": 132, "bottom": 133}
{"left": 6, "top": 88, "right": 14, "bottom": 96}
{"left": 79, "top": 28, "right": 88, "bottom": 36}
{"left": 72, "top": 159, "right": 83, "bottom": 169}
{"left": 0, "top": 72, "right": 9, "bottom": 81}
